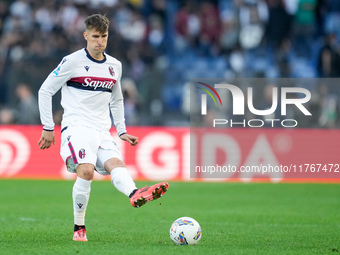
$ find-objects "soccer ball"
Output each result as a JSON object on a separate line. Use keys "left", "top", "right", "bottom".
{"left": 169, "top": 217, "right": 202, "bottom": 245}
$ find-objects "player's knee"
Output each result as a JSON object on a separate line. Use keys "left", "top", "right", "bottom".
{"left": 104, "top": 158, "right": 126, "bottom": 172}
{"left": 76, "top": 164, "right": 94, "bottom": 180}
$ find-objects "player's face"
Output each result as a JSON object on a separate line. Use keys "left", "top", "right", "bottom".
{"left": 84, "top": 29, "right": 108, "bottom": 60}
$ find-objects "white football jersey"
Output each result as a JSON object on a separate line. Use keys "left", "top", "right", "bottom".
{"left": 38, "top": 48, "right": 126, "bottom": 135}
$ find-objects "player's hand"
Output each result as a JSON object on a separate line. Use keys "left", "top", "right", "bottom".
{"left": 120, "top": 133, "right": 138, "bottom": 146}
{"left": 38, "top": 130, "right": 55, "bottom": 149}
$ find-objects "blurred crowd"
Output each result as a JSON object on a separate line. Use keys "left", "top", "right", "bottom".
{"left": 0, "top": 0, "right": 339, "bottom": 128}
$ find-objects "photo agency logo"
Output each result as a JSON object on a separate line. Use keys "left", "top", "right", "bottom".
{"left": 196, "top": 81, "right": 312, "bottom": 128}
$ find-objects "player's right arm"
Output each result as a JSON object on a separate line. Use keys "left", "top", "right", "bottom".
{"left": 38, "top": 56, "right": 72, "bottom": 149}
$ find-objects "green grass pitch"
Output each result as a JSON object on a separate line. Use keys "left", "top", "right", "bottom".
{"left": 0, "top": 180, "right": 339, "bottom": 255}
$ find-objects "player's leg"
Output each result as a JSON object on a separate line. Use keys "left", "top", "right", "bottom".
{"left": 60, "top": 125, "right": 99, "bottom": 241}
{"left": 72, "top": 163, "right": 95, "bottom": 241}
{"left": 104, "top": 158, "right": 138, "bottom": 197}
{"left": 102, "top": 157, "right": 137, "bottom": 196}
{"left": 96, "top": 131, "right": 169, "bottom": 207}
{"left": 98, "top": 155, "right": 169, "bottom": 208}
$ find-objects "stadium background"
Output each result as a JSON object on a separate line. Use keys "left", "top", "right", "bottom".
{"left": 0, "top": 0, "right": 340, "bottom": 182}
{"left": 0, "top": 1, "right": 339, "bottom": 254}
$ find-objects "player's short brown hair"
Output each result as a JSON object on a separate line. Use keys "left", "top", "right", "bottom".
{"left": 84, "top": 14, "right": 109, "bottom": 34}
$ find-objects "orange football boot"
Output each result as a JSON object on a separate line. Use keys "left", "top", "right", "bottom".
{"left": 130, "top": 182, "right": 169, "bottom": 208}
{"left": 73, "top": 227, "right": 88, "bottom": 241}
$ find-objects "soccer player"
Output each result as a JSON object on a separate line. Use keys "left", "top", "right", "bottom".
{"left": 37, "top": 14, "right": 168, "bottom": 242}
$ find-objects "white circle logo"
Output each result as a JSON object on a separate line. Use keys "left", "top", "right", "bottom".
{"left": 0, "top": 129, "right": 30, "bottom": 176}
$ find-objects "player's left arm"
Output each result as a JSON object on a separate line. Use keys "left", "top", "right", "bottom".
{"left": 119, "top": 133, "right": 138, "bottom": 146}
{"left": 38, "top": 130, "right": 55, "bottom": 149}
{"left": 110, "top": 62, "right": 138, "bottom": 146}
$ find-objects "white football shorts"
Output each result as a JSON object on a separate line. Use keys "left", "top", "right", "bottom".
{"left": 60, "top": 125, "right": 123, "bottom": 175}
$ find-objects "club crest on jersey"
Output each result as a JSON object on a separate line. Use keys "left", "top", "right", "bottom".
{"left": 84, "top": 66, "right": 90, "bottom": 72}
{"left": 79, "top": 148, "right": 86, "bottom": 159}
{"left": 109, "top": 66, "right": 115, "bottom": 76}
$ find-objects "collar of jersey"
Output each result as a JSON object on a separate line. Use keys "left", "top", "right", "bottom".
{"left": 84, "top": 48, "right": 107, "bottom": 63}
